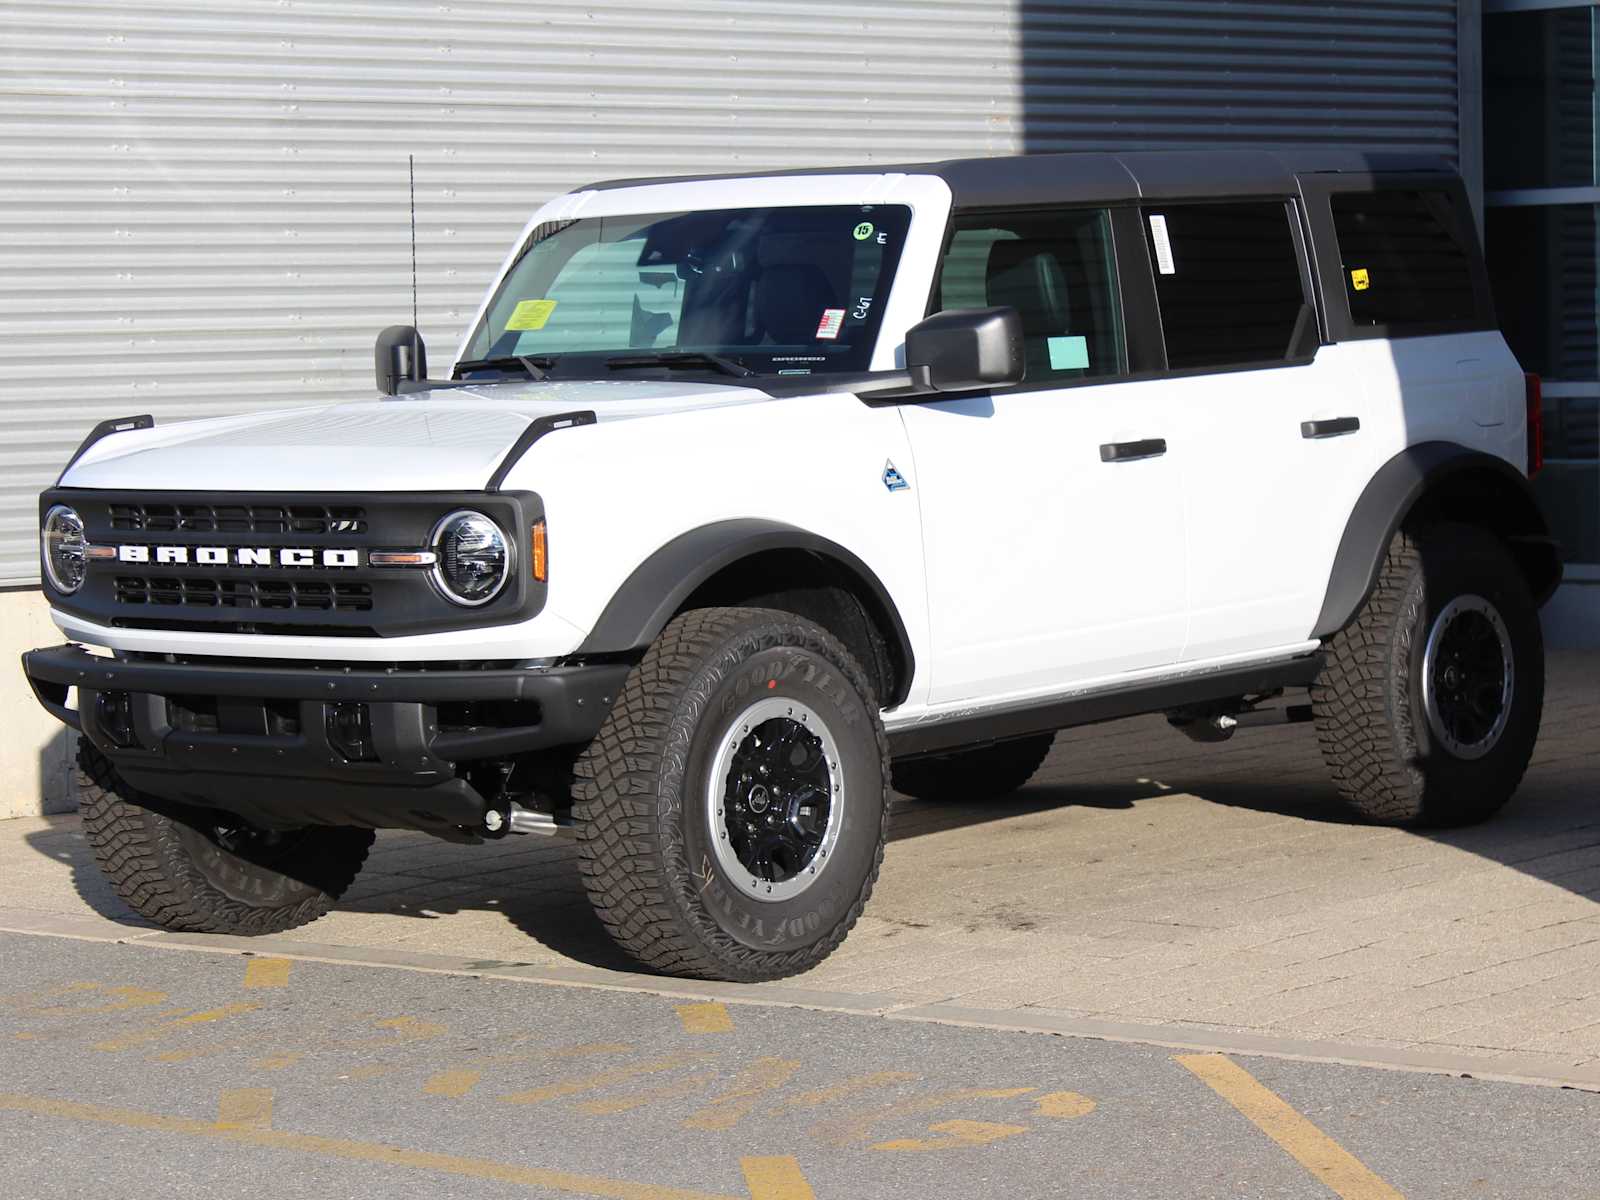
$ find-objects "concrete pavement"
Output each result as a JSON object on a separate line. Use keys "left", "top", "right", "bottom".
{"left": 3, "top": 651, "right": 1598, "bottom": 1089}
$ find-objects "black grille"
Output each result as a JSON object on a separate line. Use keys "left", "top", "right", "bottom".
{"left": 108, "top": 502, "right": 367, "bottom": 536}
{"left": 115, "top": 576, "right": 374, "bottom": 612}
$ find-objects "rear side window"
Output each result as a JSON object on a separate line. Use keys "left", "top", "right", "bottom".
{"left": 1144, "top": 202, "right": 1309, "bottom": 370}
{"left": 1331, "top": 190, "right": 1479, "bottom": 329}
{"left": 934, "top": 208, "right": 1124, "bottom": 385}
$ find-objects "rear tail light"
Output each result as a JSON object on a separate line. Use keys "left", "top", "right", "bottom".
{"left": 1525, "top": 372, "right": 1544, "bottom": 476}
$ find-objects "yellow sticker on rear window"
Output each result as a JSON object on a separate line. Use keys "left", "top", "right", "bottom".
{"left": 1350, "top": 268, "right": 1371, "bottom": 292}
{"left": 505, "top": 299, "right": 557, "bottom": 331}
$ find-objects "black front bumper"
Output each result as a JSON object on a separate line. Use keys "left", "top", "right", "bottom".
{"left": 22, "top": 644, "right": 629, "bottom": 837}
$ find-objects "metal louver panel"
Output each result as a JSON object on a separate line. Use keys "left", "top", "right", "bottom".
{"left": 1, "top": 0, "right": 1462, "bottom": 583}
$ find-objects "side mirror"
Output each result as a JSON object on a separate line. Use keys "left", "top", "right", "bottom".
{"left": 375, "top": 325, "right": 428, "bottom": 395}
{"left": 904, "top": 307, "right": 1024, "bottom": 393}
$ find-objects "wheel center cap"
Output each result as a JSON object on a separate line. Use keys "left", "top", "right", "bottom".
{"left": 747, "top": 785, "right": 770, "bottom": 814}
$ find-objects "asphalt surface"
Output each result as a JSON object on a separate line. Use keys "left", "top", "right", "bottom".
{"left": 3, "top": 932, "right": 1597, "bottom": 1199}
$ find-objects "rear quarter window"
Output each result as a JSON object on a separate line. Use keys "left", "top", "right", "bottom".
{"left": 1331, "top": 190, "right": 1479, "bottom": 329}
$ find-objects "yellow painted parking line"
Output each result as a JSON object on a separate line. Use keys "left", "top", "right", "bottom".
{"left": 739, "top": 1156, "right": 815, "bottom": 1200}
{"left": 243, "top": 958, "right": 292, "bottom": 989}
{"left": 422, "top": 1069, "right": 482, "bottom": 1098}
{"left": 1176, "top": 1054, "right": 1404, "bottom": 1200}
{"left": 684, "top": 1058, "right": 801, "bottom": 1132}
{"left": 216, "top": 1088, "right": 274, "bottom": 1131}
{"left": 92, "top": 1002, "right": 260, "bottom": 1052}
{"left": 499, "top": 1053, "right": 709, "bottom": 1106}
{"left": 676, "top": 1002, "right": 735, "bottom": 1034}
{"left": 0, "top": 1090, "right": 736, "bottom": 1200}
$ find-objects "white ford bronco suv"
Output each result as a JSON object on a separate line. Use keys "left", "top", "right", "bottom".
{"left": 25, "top": 150, "right": 1561, "bottom": 981}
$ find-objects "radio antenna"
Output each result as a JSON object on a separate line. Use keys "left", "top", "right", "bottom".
{"left": 408, "top": 154, "right": 419, "bottom": 330}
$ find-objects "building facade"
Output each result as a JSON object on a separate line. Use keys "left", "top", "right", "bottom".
{"left": 1, "top": 1, "right": 1589, "bottom": 815}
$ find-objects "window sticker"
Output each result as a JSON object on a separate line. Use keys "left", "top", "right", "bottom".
{"left": 816, "top": 308, "right": 846, "bottom": 339}
{"left": 1047, "top": 335, "right": 1090, "bottom": 371}
{"left": 852, "top": 221, "right": 875, "bottom": 242}
{"left": 1350, "top": 267, "right": 1371, "bottom": 292}
{"left": 1148, "top": 214, "right": 1176, "bottom": 275}
{"left": 505, "top": 298, "right": 557, "bottom": 331}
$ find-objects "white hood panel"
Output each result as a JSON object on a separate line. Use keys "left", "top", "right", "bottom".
{"left": 62, "top": 380, "right": 768, "bottom": 492}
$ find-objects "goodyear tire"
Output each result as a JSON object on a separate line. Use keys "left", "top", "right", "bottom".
{"left": 77, "top": 741, "right": 374, "bottom": 934}
{"left": 572, "top": 607, "right": 890, "bottom": 982}
{"left": 1311, "top": 523, "right": 1544, "bottom": 827}
{"left": 891, "top": 734, "right": 1055, "bottom": 803}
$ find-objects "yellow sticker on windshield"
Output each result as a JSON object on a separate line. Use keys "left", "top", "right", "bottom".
{"left": 505, "top": 299, "right": 557, "bottom": 331}
{"left": 1350, "top": 268, "right": 1371, "bottom": 292}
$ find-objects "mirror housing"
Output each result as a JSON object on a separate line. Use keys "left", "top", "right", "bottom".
{"left": 904, "top": 307, "right": 1024, "bottom": 393}
{"left": 375, "top": 325, "right": 428, "bottom": 395}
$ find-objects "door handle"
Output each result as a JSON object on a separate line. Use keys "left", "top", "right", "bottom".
{"left": 1099, "top": 438, "right": 1167, "bottom": 463}
{"left": 1301, "top": 416, "right": 1360, "bottom": 439}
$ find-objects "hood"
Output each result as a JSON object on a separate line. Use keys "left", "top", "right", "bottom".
{"left": 61, "top": 379, "right": 769, "bottom": 492}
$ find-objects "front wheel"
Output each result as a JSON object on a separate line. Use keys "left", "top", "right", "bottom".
{"left": 572, "top": 607, "right": 890, "bottom": 981}
{"left": 77, "top": 742, "right": 374, "bottom": 934}
{"left": 1311, "top": 523, "right": 1544, "bottom": 827}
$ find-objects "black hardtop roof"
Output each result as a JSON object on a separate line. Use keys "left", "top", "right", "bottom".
{"left": 582, "top": 148, "right": 1454, "bottom": 209}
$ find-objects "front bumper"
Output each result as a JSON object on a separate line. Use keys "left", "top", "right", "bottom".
{"left": 22, "top": 643, "right": 629, "bottom": 837}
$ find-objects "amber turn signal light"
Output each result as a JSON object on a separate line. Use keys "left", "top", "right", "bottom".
{"left": 531, "top": 519, "right": 548, "bottom": 583}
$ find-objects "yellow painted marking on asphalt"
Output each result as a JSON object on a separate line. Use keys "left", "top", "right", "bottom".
{"left": 423, "top": 1069, "right": 482, "bottom": 1098}
{"left": 373, "top": 1016, "right": 448, "bottom": 1041}
{"left": 34, "top": 986, "right": 169, "bottom": 1016}
{"left": 676, "top": 1002, "right": 734, "bottom": 1034}
{"left": 1176, "top": 1054, "right": 1405, "bottom": 1200}
{"left": 0, "top": 1091, "right": 733, "bottom": 1200}
{"left": 92, "top": 1002, "right": 260, "bottom": 1052}
{"left": 683, "top": 1058, "right": 802, "bottom": 1132}
{"left": 784, "top": 1071, "right": 917, "bottom": 1108}
{"left": 243, "top": 958, "right": 292, "bottom": 989}
{"left": 577, "top": 1073, "right": 713, "bottom": 1117}
{"left": 811, "top": 1086, "right": 1035, "bottom": 1146}
{"left": 1035, "top": 1091, "right": 1097, "bottom": 1119}
{"left": 0, "top": 981, "right": 100, "bottom": 1009}
{"left": 254, "top": 1052, "right": 304, "bottom": 1071}
{"left": 872, "top": 1118, "right": 1030, "bottom": 1152}
{"left": 499, "top": 1054, "right": 710, "bottom": 1106}
{"left": 739, "top": 1156, "right": 815, "bottom": 1200}
{"left": 216, "top": 1088, "right": 274, "bottom": 1131}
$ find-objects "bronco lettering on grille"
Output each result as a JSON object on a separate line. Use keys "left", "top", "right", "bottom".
{"left": 115, "top": 546, "right": 361, "bottom": 568}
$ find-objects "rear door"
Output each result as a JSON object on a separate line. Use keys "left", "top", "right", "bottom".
{"left": 1142, "top": 199, "right": 1366, "bottom": 662}
{"left": 898, "top": 207, "right": 1190, "bottom": 706}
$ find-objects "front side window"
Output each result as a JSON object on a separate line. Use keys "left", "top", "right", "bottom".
{"left": 460, "top": 204, "right": 911, "bottom": 377}
{"left": 933, "top": 208, "right": 1124, "bottom": 385}
{"left": 1145, "top": 201, "right": 1308, "bottom": 369}
{"left": 1332, "top": 190, "right": 1479, "bottom": 329}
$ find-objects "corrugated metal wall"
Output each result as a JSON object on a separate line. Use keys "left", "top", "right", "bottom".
{"left": 0, "top": 0, "right": 1461, "bottom": 583}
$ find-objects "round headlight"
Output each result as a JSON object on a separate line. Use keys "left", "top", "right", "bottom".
{"left": 42, "top": 504, "right": 87, "bottom": 594}
{"left": 431, "top": 510, "right": 512, "bottom": 606}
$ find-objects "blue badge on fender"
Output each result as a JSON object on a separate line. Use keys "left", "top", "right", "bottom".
{"left": 882, "top": 461, "right": 909, "bottom": 492}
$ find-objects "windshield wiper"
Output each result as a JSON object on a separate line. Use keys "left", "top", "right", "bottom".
{"left": 453, "top": 355, "right": 556, "bottom": 381}
{"left": 604, "top": 352, "right": 755, "bottom": 379}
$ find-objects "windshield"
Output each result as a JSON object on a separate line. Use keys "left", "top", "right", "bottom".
{"left": 459, "top": 204, "right": 912, "bottom": 378}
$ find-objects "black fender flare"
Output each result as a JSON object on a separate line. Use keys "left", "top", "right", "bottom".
{"left": 1312, "top": 441, "right": 1563, "bottom": 638}
{"left": 576, "top": 519, "right": 916, "bottom": 706}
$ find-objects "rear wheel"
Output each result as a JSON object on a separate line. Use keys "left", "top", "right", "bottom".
{"left": 77, "top": 742, "right": 374, "bottom": 934}
{"left": 1311, "top": 523, "right": 1543, "bottom": 826}
{"left": 891, "top": 734, "right": 1055, "bottom": 803}
{"left": 573, "top": 607, "right": 889, "bottom": 981}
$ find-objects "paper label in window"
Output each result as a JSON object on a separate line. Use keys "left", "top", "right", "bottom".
{"left": 505, "top": 299, "right": 557, "bottom": 331}
{"left": 1350, "top": 267, "right": 1371, "bottom": 292}
{"left": 1148, "top": 214, "right": 1175, "bottom": 275}
{"left": 816, "top": 308, "right": 845, "bottom": 339}
{"left": 1047, "top": 335, "right": 1089, "bottom": 370}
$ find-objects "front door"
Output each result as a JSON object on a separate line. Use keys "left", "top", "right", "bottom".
{"left": 898, "top": 207, "right": 1189, "bottom": 707}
